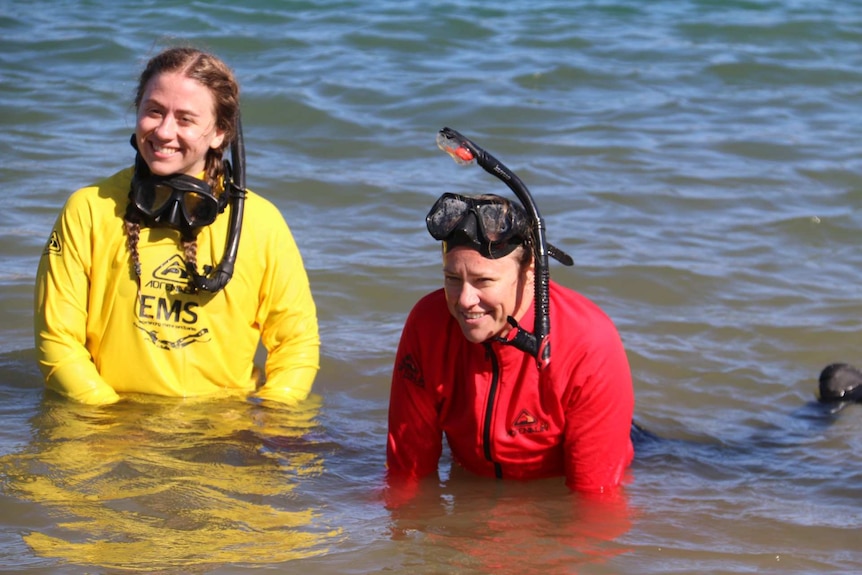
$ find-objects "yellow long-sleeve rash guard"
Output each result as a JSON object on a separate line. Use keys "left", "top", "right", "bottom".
{"left": 34, "top": 167, "right": 320, "bottom": 406}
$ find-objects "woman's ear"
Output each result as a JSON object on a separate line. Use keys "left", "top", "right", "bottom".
{"left": 209, "top": 127, "right": 227, "bottom": 151}
{"left": 523, "top": 258, "right": 536, "bottom": 284}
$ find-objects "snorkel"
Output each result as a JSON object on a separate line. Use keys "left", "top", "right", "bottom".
{"left": 436, "top": 127, "right": 571, "bottom": 368}
{"left": 187, "top": 113, "right": 247, "bottom": 293}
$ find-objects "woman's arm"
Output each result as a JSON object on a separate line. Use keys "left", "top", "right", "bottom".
{"left": 34, "top": 190, "right": 120, "bottom": 405}
{"left": 562, "top": 318, "right": 634, "bottom": 494}
{"left": 386, "top": 299, "right": 445, "bottom": 479}
{"left": 253, "top": 210, "right": 320, "bottom": 406}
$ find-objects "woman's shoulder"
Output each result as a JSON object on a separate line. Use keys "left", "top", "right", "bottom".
{"left": 63, "top": 167, "right": 134, "bottom": 214}
{"left": 412, "top": 288, "right": 447, "bottom": 313}
{"left": 549, "top": 280, "right": 624, "bottom": 346}
{"left": 241, "top": 189, "right": 281, "bottom": 213}
{"left": 403, "top": 288, "right": 449, "bottom": 329}
{"left": 402, "top": 289, "right": 461, "bottom": 360}
{"left": 68, "top": 167, "right": 133, "bottom": 197}
{"left": 550, "top": 281, "right": 612, "bottom": 321}
{"left": 239, "top": 189, "right": 291, "bottom": 229}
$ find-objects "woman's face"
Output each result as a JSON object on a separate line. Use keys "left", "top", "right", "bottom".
{"left": 135, "top": 71, "right": 225, "bottom": 176}
{"left": 442, "top": 246, "right": 533, "bottom": 344}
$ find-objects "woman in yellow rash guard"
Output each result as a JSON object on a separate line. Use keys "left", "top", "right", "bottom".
{"left": 34, "top": 46, "right": 320, "bottom": 406}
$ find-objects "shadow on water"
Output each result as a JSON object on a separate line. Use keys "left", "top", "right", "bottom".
{"left": 0, "top": 349, "right": 343, "bottom": 573}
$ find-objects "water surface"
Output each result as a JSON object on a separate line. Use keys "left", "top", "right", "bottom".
{"left": 2, "top": 1, "right": 862, "bottom": 573}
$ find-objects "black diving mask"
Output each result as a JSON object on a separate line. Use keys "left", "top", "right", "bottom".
{"left": 130, "top": 173, "right": 227, "bottom": 232}
{"left": 426, "top": 193, "right": 527, "bottom": 259}
{"left": 426, "top": 192, "right": 573, "bottom": 265}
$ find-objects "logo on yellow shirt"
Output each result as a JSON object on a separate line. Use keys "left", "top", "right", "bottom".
{"left": 135, "top": 324, "right": 211, "bottom": 349}
{"left": 146, "top": 255, "right": 198, "bottom": 295}
{"left": 43, "top": 231, "right": 62, "bottom": 256}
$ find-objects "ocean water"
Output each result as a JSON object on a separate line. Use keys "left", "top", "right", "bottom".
{"left": 2, "top": 0, "right": 862, "bottom": 573}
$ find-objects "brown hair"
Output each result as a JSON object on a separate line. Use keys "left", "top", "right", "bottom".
{"left": 515, "top": 242, "right": 534, "bottom": 270}
{"left": 125, "top": 46, "right": 240, "bottom": 295}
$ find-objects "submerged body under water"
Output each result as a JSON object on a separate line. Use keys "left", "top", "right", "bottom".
{"left": 1, "top": 347, "right": 860, "bottom": 574}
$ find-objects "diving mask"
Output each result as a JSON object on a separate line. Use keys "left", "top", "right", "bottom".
{"left": 426, "top": 193, "right": 527, "bottom": 259}
{"left": 130, "top": 172, "right": 227, "bottom": 234}
{"left": 426, "top": 192, "right": 573, "bottom": 265}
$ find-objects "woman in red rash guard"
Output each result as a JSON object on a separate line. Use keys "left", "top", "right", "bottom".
{"left": 386, "top": 146, "right": 634, "bottom": 500}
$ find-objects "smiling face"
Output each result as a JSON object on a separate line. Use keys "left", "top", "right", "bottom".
{"left": 134, "top": 71, "right": 226, "bottom": 177}
{"left": 442, "top": 246, "right": 534, "bottom": 344}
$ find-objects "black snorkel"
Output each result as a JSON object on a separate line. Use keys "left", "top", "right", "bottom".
{"left": 186, "top": 113, "right": 247, "bottom": 293}
{"left": 436, "top": 127, "right": 572, "bottom": 369}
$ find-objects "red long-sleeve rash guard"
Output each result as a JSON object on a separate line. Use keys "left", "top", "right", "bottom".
{"left": 387, "top": 281, "right": 634, "bottom": 494}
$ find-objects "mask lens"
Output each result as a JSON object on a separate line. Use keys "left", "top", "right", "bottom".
{"left": 426, "top": 194, "right": 471, "bottom": 240}
{"left": 475, "top": 202, "right": 514, "bottom": 241}
{"left": 426, "top": 193, "right": 518, "bottom": 244}
{"left": 134, "top": 182, "right": 177, "bottom": 216}
{"left": 182, "top": 191, "right": 219, "bottom": 226}
{"left": 149, "top": 183, "right": 176, "bottom": 213}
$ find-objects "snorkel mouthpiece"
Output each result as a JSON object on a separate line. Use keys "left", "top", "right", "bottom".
{"left": 435, "top": 127, "right": 572, "bottom": 369}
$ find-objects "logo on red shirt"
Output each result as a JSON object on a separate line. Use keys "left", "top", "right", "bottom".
{"left": 512, "top": 409, "right": 549, "bottom": 435}
{"left": 397, "top": 354, "right": 425, "bottom": 388}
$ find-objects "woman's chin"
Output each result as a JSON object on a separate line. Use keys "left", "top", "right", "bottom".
{"left": 458, "top": 324, "right": 491, "bottom": 344}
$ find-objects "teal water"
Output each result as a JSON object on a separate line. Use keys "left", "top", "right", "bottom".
{"left": 2, "top": 1, "right": 862, "bottom": 573}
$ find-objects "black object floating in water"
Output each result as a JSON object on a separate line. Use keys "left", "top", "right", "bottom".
{"left": 818, "top": 363, "right": 862, "bottom": 403}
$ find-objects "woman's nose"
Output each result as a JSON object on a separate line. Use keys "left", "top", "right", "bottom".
{"left": 458, "top": 282, "right": 480, "bottom": 308}
{"left": 154, "top": 115, "right": 176, "bottom": 139}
